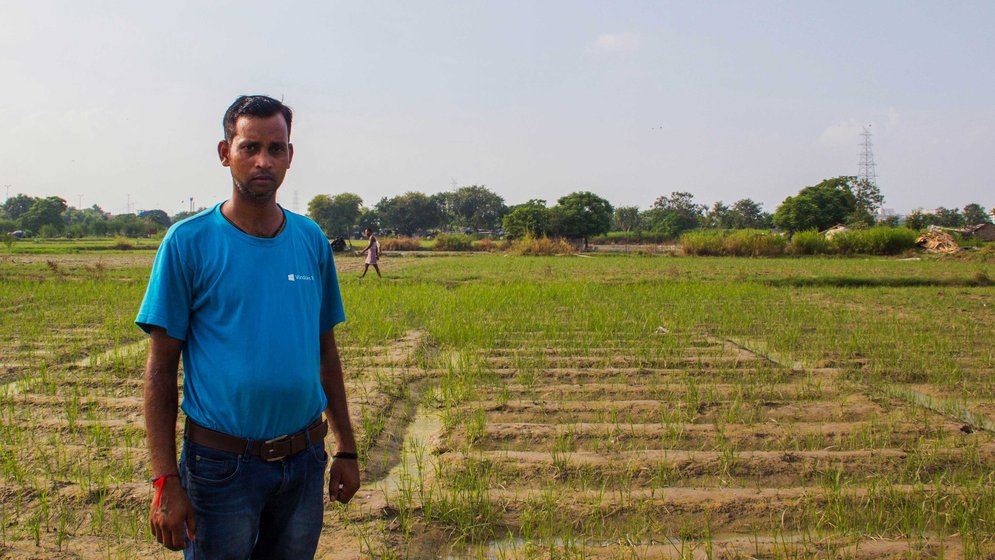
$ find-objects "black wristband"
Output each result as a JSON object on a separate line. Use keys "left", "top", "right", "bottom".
{"left": 333, "top": 451, "right": 358, "bottom": 460}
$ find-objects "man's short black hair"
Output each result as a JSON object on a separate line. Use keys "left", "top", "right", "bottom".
{"left": 223, "top": 95, "right": 293, "bottom": 142}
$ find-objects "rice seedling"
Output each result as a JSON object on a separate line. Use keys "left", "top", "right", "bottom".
{"left": 1, "top": 249, "right": 993, "bottom": 557}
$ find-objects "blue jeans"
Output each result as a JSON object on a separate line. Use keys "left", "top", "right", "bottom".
{"left": 179, "top": 436, "right": 328, "bottom": 559}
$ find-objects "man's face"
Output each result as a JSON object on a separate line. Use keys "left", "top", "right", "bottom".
{"left": 218, "top": 114, "right": 293, "bottom": 202}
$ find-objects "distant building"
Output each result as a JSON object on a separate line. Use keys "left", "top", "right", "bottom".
{"left": 964, "top": 223, "right": 995, "bottom": 242}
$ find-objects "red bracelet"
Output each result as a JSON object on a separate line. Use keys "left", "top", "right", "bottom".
{"left": 151, "top": 473, "right": 179, "bottom": 509}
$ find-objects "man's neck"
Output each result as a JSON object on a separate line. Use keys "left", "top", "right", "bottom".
{"left": 222, "top": 197, "right": 285, "bottom": 238}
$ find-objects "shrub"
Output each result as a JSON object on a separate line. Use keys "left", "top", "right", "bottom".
{"left": 433, "top": 233, "right": 475, "bottom": 251}
{"left": 591, "top": 230, "right": 673, "bottom": 244}
{"left": 829, "top": 227, "right": 918, "bottom": 255}
{"left": 111, "top": 236, "right": 135, "bottom": 250}
{"left": 680, "top": 229, "right": 786, "bottom": 256}
{"left": 788, "top": 230, "right": 830, "bottom": 255}
{"left": 473, "top": 238, "right": 509, "bottom": 252}
{"left": 509, "top": 235, "right": 577, "bottom": 256}
{"left": 724, "top": 230, "right": 787, "bottom": 257}
{"left": 679, "top": 230, "right": 725, "bottom": 256}
{"left": 379, "top": 236, "right": 423, "bottom": 251}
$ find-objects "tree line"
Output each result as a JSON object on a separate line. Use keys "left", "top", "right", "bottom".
{"left": 2, "top": 178, "right": 991, "bottom": 241}
{"left": 305, "top": 176, "right": 989, "bottom": 242}
{"left": 0, "top": 194, "right": 196, "bottom": 238}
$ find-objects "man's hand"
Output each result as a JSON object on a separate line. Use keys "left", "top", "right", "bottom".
{"left": 149, "top": 477, "right": 196, "bottom": 550}
{"left": 328, "top": 458, "right": 360, "bottom": 503}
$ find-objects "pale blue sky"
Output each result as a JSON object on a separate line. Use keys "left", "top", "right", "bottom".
{"left": 2, "top": 1, "right": 992, "bottom": 216}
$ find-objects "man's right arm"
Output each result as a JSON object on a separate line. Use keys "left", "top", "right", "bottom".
{"left": 143, "top": 326, "right": 196, "bottom": 550}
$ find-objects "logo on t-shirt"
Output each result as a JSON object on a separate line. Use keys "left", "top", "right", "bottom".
{"left": 288, "top": 273, "right": 314, "bottom": 282}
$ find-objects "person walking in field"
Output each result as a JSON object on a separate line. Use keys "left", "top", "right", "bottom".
{"left": 358, "top": 227, "right": 382, "bottom": 278}
{"left": 136, "top": 95, "right": 360, "bottom": 559}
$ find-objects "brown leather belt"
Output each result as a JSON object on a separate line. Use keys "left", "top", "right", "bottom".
{"left": 185, "top": 416, "right": 328, "bottom": 462}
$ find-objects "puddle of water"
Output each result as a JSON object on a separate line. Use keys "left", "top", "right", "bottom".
{"left": 377, "top": 407, "right": 442, "bottom": 495}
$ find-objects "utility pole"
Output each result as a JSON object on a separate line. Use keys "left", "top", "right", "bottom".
{"left": 189, "top": 197, "right": 194, "bottom": 212}
{"left": 855, "top": 125, "right": 885, "bottom": 219}
{"left": 857, "top": 125, "right": 877, "bottom": 186}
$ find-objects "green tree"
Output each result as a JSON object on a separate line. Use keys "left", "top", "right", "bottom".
{"left": 171, "top": 208, "right": 208, "bottom": 223}
{"left": 611, "top": 206, "right": 641, "bottom": 232}
{"left": 375, "top": 192, "right": 442, "bottom": 236}
{"left": 139, "top": 209, "right": 172, "bottom": 229}
{"left": 879, "top": 215, "right": 901, "bottom": 227}
{"left": 704, "top": 201, "right": 731, "bottom": 229}
{"left": 851, "top": 178, "right": 884, "bottom": 222}
{"left": 431, "top": 191, "right": 456, "bottom": 230}
{"left": 932, "top": 207, "right": 964, "bottom": 228}
{"left": 64, "top": 204, "right": 109, "bottom": 226}
{"left": 308, "top": 193, "right": 363, "bottom": 236}
{"left": 1, "top": 194, "right": 38, "bottom": 221}
{"left": 444, "top": 185, "right": 507, "bottom": 231}
{"left": 502, "top": 199, "right": 550, "bottom": 239}
{"left": 548, "top": 191, "right": 613, "bottom": 248}
{"left": 728, "top": 198, "right": 772, "bottom": 229}
{"left": 356, "top": 207, "right": 381, "bottom": 233}
{"left": 903, "top": 209, "right": 932, "bottom": 230}
{"left": 962, "top": 203, "right": 992, "bottom": 225}
{"left": 20, "top": 196, "right": 68, "bottom": 234}
{"left": 642, "top": 191, "right": 704, "bottom": 238}
{"left": 108, "top": 213, "right": 148, "bottom": 236}
{"left": 773, "top": 177, "right": 857, "bottom": 233}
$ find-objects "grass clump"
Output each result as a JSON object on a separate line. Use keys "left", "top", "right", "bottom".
{"left": 509, "top": 235, "right": 577, "bottom": 256}
{"left": 110, "top": 236, "right": 135, "bottom": 250}
{"left": 380, "top": 236, "right": 423, "bottom": 251}
{"left": 682, "top": 227, "right": 920, "bottom": 257}
{"left": 828, "top": 227, "right": 919, "bottom": 255}
{"left": 788, "top": 230, "right": 830, "bottom": 255}
{"left": 681, "top": 229, "right": 787, "bottom": 257}
{"left": 591, "top": 230, "right": 672, "bottom": 244}
{"left": 472, "top": 238, "right": 509, "bottom": 252}
{"left": 433, "top": 234, "right": 475, "bottom": 251}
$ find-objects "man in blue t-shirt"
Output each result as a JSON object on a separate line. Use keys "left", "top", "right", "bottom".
{"left": 136, "top": 95, "right": 359, "bottom": 559}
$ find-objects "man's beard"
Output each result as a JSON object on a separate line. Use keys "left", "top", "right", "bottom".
{"left": 233, "top": 177, "right": 278, "bottom": 202}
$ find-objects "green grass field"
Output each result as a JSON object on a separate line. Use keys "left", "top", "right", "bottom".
{"left": 1, "top": 248, "right": 993, "bottom": 558}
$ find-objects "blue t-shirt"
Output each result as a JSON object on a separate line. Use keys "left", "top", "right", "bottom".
{"left": 135, "top": 203, "right": 346, "bottom": 440}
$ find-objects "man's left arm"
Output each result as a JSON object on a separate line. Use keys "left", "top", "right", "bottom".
{"left": 320, "top": 328, "right": 360, "bottom": 503}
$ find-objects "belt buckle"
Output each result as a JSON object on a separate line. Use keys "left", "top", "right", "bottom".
{"left": 263, "top": 435, "right": 289, "bottom": 462}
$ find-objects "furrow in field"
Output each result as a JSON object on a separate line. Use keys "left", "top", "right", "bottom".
{"left": 454, "top": 420, "right": 969, "bottom": 452}
{"left": 482, "top": 354, "right": 770, "bottom": 368}
{"left": 422, "top": 484, "right": 992, "bottom": 541}
{"left": 438, "top": 445, "right": 995, "bottom": 488}
{"left": 485, "top": 367, "right": 800, "bottom": 383}
{"left": 468, "top": 394, "right": 888, "bottom": 424}
{"left": 475, "top": 345, "right": 736, "bottom": 357}
{"left": 474, "top": 380, "right": 844, "bottom": 401}
{"left": 458, "top": 535, "right": 974, "bottom": 560}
